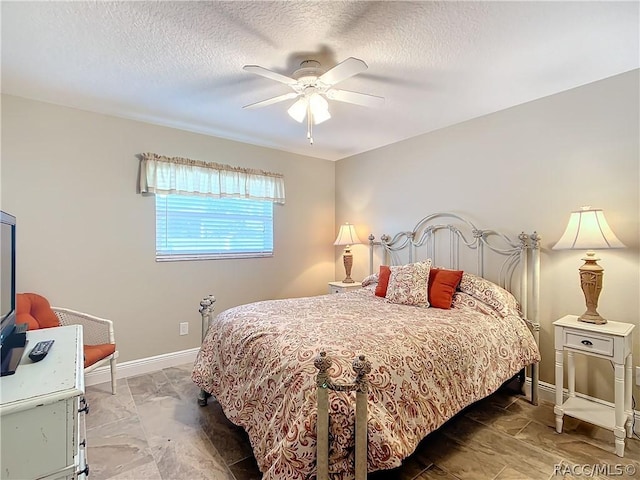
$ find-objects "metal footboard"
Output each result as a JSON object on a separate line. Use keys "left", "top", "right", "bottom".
{"left": 314, "top": 352, "right": 371, "bottom": 480}
{"left": 198, "top": 294, "right": 216, "bottom": 406}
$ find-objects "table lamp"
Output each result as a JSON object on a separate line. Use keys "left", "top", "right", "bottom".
{"left": 334, "top": 223, "right": 362, "bottom": 283}
{"left": 552, "top": 206, "right": 625, "bottom": 324}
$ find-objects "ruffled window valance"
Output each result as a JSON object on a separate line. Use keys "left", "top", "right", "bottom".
{"left": 139, "top": 153, "right": 286, "bottom": 204}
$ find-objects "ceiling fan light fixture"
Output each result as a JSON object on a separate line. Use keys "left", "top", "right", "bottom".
{"left": 244, "top": 56, "right": 384, "bottom": 145}
{"left": 287, "top": 97, "right": 308, "bottom": 123}
{"left": 311, "top": 106, "right": 331, "bottom": 124}
{"left": 309, "top": 93, "right": 330, "bottom": 124}
{"left": 309, "top": 92, "right": 328, "bottom": 111}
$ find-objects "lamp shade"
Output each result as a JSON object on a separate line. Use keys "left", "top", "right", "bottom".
{"left": 311, "top": 106, "right": 331, "bottom": 124}
{"left": 287, "top": 97, "right": 308, "bottom": 123}
{"left": 309, "top": 93, "right": 331, "bottom": 124}
{"left": 552, "top": 207, "right": 625, "bottom": 250}
{"left": 334, "top": 223, "right": 361, "bottom": 246}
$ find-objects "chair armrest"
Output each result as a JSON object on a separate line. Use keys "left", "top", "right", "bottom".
{"left": 52, "top": 307, "right": 115, "bottom": 346}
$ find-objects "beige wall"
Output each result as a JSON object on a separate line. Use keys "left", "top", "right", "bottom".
{"left": 335, "top": 70, "right": 640, "bottom": 402}
{"left": 1, "top": 95, "right": 336, "bottom": 362}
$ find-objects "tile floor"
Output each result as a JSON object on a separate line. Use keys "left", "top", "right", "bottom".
{"left": 85, "top": 364, "right": 640, "bottom": 480}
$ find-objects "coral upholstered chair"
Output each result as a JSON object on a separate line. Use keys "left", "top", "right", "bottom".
{"left": 17, "top": 293, "right": 118, "bottom": 394}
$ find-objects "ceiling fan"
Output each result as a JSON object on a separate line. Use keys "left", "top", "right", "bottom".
{"left": 242, "top": 57, "right": 384, "bottom": 144}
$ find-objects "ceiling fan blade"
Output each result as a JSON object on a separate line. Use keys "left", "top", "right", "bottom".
{"left": 326, "top": 89, "right": 385, "bottom": 108}
{"left": 243, "top": 92, "right": 298, "bottom": 109}
{"left": 243, "top": 65, "right": 298, "bottom": 86}
{"left": 318, "top": 57, "right": 368, "bottom": 86}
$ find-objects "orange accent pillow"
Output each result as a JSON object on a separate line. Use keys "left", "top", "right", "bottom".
{"left": 428, "top": 268, "right": 464, "bottom": 309}
{"left": 375, "top": 266, "right": 391, "bottom": 297}
{"left": 16, "top": 293, "right": 61, "bottom": 330}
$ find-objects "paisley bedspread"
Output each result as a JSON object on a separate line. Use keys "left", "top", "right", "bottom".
{"left": 192, "top": 286, "right": 540, "bottom": 479}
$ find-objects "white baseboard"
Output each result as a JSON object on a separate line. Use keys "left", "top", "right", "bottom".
{"left": 524, "top": 377, "right": 640, "bottom": 435}
{"left": 84, "top": 347, "right": 199, "bottom": 387}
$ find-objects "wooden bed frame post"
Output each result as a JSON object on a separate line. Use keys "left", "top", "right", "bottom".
{"left": 315, "top": 352, "right": 372, "bottom": 480}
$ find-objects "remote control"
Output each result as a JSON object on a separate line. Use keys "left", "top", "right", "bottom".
{"left": 29, "top": 340, "right": 55, "bottom": 362}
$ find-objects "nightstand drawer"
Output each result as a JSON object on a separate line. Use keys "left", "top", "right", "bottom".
{"left": 564, "top": 330, "right": 613, "bottom": 357}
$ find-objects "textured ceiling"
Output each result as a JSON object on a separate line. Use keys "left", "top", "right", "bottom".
{"left": 1, "top": 1, "right": 638, "bottom": 161}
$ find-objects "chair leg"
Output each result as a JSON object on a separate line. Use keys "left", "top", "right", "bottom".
{"left": 110, "top": 357, "right": 117, "bottom": 395}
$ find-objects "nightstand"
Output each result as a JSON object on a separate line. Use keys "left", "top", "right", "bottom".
{"left": 553, "top": 314, "right": 635, "bottom": 457}
{"left": 328, "top": 281, "right": 362, "bottom": 294}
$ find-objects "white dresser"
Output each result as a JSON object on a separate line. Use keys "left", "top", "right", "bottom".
{"left": 1, "top": 325, "right": 89, "bottom": 479}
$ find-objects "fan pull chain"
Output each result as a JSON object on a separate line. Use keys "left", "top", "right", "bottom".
{"left": 307, "top": 104, "right": 313, "bottom": 145}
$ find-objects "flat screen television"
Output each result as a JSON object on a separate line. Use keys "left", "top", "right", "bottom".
{"left": 1, "top": 211, "right": 25, "bottom": 376}
{"left": 1, "top": 211, "right": 17, "bottom": 343}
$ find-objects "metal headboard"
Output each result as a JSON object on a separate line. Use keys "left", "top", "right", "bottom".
{"left": 368, "top": 212, "right": 540, "bottom": 404}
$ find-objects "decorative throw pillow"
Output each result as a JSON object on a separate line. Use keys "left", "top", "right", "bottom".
{"left": 428, "top": 268, "right": 464, "bottom": 309}
{"left": 457, "top": 272, "right": 521, "bottom": 318}
{"left": 385, "top": 260, "right": 432, "bottom": 306}
{"left": 375, "top": 265, "right": 391, "bottom": 297}
{"left": 361, "top": 273, "right": 379, "bottom": 287}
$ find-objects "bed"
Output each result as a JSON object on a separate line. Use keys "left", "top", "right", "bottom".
{"left": 192, "top": 213, "right": 541, "bottom": 479}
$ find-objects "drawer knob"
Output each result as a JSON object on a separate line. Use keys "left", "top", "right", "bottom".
{"left": 581, "top": 340, "right": 593, "bottom": 346}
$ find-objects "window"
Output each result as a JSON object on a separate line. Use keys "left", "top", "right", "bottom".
{"left": 139, "top": 152, "right": 284, "bottom": 261}
{"left": 155, "top": 194, "right": 274, "bottom": 261}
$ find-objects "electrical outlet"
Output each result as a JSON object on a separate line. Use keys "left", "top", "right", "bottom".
{"left": 179, "top": 322, "right": 189, "bottom": 336}
{"left": 636, "top": 366, "right": 640, "bottom": 387}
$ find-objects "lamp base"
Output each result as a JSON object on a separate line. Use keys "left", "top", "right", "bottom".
{"left": 578, "top": 312, "right": 607, "bottom": 325}
{"left": 577, "top": 252, "right": 607, "bottom": 325}
{"left": 342, "top": 251, "right": 354, "bottom": 283}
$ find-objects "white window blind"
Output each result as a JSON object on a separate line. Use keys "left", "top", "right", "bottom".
{"left": 155, "top": 195, "right": 274, "bottom": 261}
